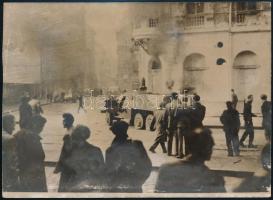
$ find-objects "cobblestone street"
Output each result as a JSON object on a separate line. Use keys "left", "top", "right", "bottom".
{"left": 9, "top": 103, "right": 268, "bottom": 194}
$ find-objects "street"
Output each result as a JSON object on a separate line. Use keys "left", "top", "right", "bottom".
{"left": 9, "top": 102, "right": 268, "bottom": 193}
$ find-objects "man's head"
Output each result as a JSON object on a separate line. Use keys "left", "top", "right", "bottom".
{"left": 63, "top": 113, "right": 74, "bottom": 129}
{"left": 226, "top": 101, "right": 233, "bottom": 110}
{"left": 31, "top": 115, "right": 47, "bottom": 134}
{"left": 2, "top": 114, "right": 16, "bottom": 134}
{"left": 71, "top": 125, "right": 91, "bottom": 147}
{"left": 193, "top": 94, "right": 201, "bottom": 102}
{"left": 261, "top": 94, "right": 267, "bottom": 101}
{"left": 110, "top": 121, "right": 129, "bottom": 138}
{"left": 231, "top": 89, "right": 234, "bottom": 93}
{"left": 171, "top": 92, "right": 178, "bottom": 100}
{"left": 247, "top": 94, "right": 253, "bottom": 103}
{"left": 188, "top": 128, "right": 215, "bottom": 162}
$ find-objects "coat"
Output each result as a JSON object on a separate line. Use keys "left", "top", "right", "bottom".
{"left": 14, "top": 129, "right": 47, "bottom": 192}
{"left": 104, "top": 138, "right": 152, "bottom": 192}
{"left": 192, "top": 102, "right": 206, "bottom": 128}
{"left": 220, "top": 108, "right": 240, "bottom": 134}
{"left": 155, "top": 160, "right": 226, "bottom": 193}
{"left": 2, "top": 131, "right": 20, "bottom": 191}
{"left": 19, "top": 103, "right": 33, "bottom": 129}
{"left": 243, "top": 101, "right": 255, "bottom": 122}
{"left": 63, "top": 142, "right": 105, "bottom": 192}
{"left": 150, "top": 109, "right": 168, "bottom": 142}
{"left": 261, "top": 101, "right": 271, "bottom": 130}
{"left": 54, "top": 127, "right": 75, "bottom": 192}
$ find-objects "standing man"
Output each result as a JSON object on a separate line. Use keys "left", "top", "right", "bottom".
{"left": 260, "top": 94, "right": 271, "bottom": 141}
{"left": 192, "top": 94, "right": 206, "bottom": 128}
{"left": 2, "top": 114, "right": 20, "bottom": 191}
{"left": 231, "top": 89, "right": 238, "bottom": 109}
{"left": 54, "top": 113, "right": 75, "bottom": 192}
{"left": 78, "top": 94, "right": 87, "bottom": 113}
{"left": 166, "top": 92, "right": 180, "bottom": 156}
{"left": 149, "top": 102, "right": 168, "bottom": 154}
{"left": 220, "top": 101, "right": 241, "bottom": 156}
{"left": 19, "top": 96, "right": 33, "bottom": 129}
{"left": 239, "top": 95, "right": 257, "bottom": 148}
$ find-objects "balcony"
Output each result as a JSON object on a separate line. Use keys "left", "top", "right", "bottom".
{"left": 132, "top": 19, "right": 162, "bottom": 40}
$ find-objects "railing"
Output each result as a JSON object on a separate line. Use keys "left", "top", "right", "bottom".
{"left": 184, "top": 15, "right": 205, "bottom": 27}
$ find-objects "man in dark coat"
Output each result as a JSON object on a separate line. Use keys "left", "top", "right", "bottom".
{"left": 54, "top": 113, "right": 75, "bottom": 192}
{"left": 14, "top": 115, "right": 47, "bottom": 192}
{"left": 192, "top": 94, "right": 206, "bottom": 128}
{"left": 239, "top": 95, "right": 257, "bottom": 148}
{"left": 2, "top": 114, "right": 20, "bottom": 192}
{"left": 63, "top": 125, "right": 105, "bottom": 192}
{"left": 260, "top": 94, "right": 271, "bottom": 141}
{"left": 155, "top": 128, "right": 226, "bottom": 193}
{"left": 231, "top": 89, "right": 238, "bottom": 109}
{"left": 220, "top": 101, "right": 241, "bottom": 156}
{"left": 166, "top": 92, "right": 180, "bottom": 156}
{"left": 104, "top": 121, "right": 152, "bottom": 192}
{"left": 19, "top": 96, "right": 33, "bottom": 129}
{"left": 149, "top": 103, "right": 168, "bottom": 154}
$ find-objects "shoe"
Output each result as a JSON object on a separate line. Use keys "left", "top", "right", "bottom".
{"left": 176, "top": 154, "right": 184, "bottom": 159}
{"left": 149, "top": 149, "right": 156, "bottom": 153}
{"left": 240, "top": 143, "right": 246, "bottom": 148}
{"left": 248, "top": 144, "right": 257, "bottom": 148}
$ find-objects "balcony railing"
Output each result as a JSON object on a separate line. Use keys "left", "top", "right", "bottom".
{"left": 184, "top": 15, "right": 205, "bottom": 27}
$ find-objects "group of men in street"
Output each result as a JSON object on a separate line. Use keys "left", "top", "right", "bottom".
{"left": 149, "top": 92, "right": 206, "bottom": 159}
{"left": 220, "top": 90, "right": 271, "bottom": 157}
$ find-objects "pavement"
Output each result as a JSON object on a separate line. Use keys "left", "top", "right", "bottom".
{"left": 3, "top": 102, "right": 270, "bottom": 196}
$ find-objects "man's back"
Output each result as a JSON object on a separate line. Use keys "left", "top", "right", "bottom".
{"left": 155, "top": 160, "right": 226, "bottom": 193}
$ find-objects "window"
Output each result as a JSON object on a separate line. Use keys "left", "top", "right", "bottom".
{"left": 148, "top": 18, "right": 159, "bottom": 28}
{"left": 186, "top": 2, "right": 204, "bottom": 14}
{"left": 236, "top": 2, "right": 257, "bottom": 11}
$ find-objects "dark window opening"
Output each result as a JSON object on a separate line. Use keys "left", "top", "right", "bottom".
{"left": 186, "top": 3, "right": 204, "bottom": 14}
{"left": 217, "top": 42, "right": 223, "bottom": 48}
{"left": 216, "top": 58, "right": 226, "bottom": 65}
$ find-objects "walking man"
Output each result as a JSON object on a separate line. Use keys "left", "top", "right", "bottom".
{"left": 239, "top": 95, "right": 257, "bottom": 148}
{"left": 149, "top": 102, "right": 168, "bottom": 154}
{"left": 192, "top": 94, "right": 206, "bottom": 128}
{"left": 231, "top": 89, "right": 238, "bottom": 109}
{"left": 220, "top": 101, "right": 241, "bottom": 156}
{"left": 78, "top": 94, "right": 87, "bottom": 113}
{"left": 260, "top": 94, "right": 271, "bottom": 141}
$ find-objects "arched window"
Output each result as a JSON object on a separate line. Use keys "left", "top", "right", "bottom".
{"left": 232, "top": 51, "right": 259, "bottom": 100}
{"left": 183, "top": 53, "right": 207, "bottom": 95}
{"left": 148, "top": 56, "right": 161, "bottom": 70}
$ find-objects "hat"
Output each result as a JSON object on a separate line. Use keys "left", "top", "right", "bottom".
{"left": 110, "top": 121, "right": 129, "bottom": 137}
{"left": 261, "top": 94, "right": 267, "bottom": 100}
{"left": 72, "top": 125, "right": 91, "bottom": 141}
{"left": 171, "top": 92, "right": 178, "bottom": 99}
{"left": 193, "top": 94, "right": 200, "bottom": 101}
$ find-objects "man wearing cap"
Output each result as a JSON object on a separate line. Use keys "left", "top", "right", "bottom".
{"left": 165, "top": 92, "right": 180, "bottom": 156}
{"left": 104, "top": 121, "right": 152, "bottom": 192}
{"left": 19, "top": 96, "right": 33, "bottom": 129}
{"left": 54, "top": 113, "right": 75, "bottom": 192}
{"left": 260, "top": 94, "right": 271, "bottom": 141}
{"left": 239, "top": 95, "right": 257, "bottom": 148}
{"left": 2, "top": 114, "right": 20, "bottom": 191}
{"left": 192, "top": 94, "right": 206, "bottom": 128}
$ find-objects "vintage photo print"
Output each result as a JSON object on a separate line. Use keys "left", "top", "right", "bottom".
{"left": 2, "top": 1, "right": 271, "bottom": 198}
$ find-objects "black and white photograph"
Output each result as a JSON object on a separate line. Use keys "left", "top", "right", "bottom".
{"left": 2, "top": 1, "right": 271, "bottom": 198}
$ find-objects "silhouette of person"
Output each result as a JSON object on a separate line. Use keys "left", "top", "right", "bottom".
{"left": 2, "top": 114, "right": 20, "bottom": 191}
{"left": 104, "top": 121, "right": 152, "bottom": 192}
{"left": 14, "top": 115, "right": 47, "bottom": 192}
{"left": 54, "top": 113, "right": 75, "bottom": 192}
{"left": 62, "top": 125, "right": 105, "bottom": 192}
{"left": 155, "top": 128, "right": 226, "bottom": 193}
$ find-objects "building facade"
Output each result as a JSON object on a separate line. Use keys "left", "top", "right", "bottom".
{"left": 131, "top": 2, "right": 271, "bottom": 114}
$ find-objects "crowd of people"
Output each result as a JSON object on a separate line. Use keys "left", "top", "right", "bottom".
{"left": 2, "top": 90, "right": 271, "bottom": 193}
